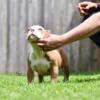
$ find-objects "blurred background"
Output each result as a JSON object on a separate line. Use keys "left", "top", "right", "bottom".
{"left": 0, "top": 0, "right": 100, "bottom": 74}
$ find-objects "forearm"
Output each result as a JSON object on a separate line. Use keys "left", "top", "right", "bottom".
{"left": 60, "top": 12, "right": 100, "bottom": 45}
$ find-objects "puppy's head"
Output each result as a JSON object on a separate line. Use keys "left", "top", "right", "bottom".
{"left": 26, "top": 25, "right": 49, "bottom": 43}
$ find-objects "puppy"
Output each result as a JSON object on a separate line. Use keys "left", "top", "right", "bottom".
{"left": 26, "top": 25, "right": 69, "bottom": 83}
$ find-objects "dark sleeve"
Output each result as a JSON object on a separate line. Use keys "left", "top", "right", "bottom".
{"left": 83, "top": 9, "right": 100, "bottom": 48}
{"left": 90, "top": 32, "right": 100, "bottom": 48}
{"left": 97, "top": 3, "right": 100, "bottom": 11}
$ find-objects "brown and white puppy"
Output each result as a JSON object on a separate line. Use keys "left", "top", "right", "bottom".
{"left": 26, "top": 25, "right": 69, "bottom": 83}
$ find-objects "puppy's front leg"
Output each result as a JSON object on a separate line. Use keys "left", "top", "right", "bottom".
{"left": 38, "top": 74, "right": 44, "bottom": 83}
{"left": 27, "top": 59, "right": 34, "bottom": 84}
{"left": 51, "top": 65, "right": 59, "bottom": 83}
{"left": 27, "top": 67, "right": 34, "bottom": 84}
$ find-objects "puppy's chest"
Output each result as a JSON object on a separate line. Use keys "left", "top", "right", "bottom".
{"left": 29, "top": 49, "right": 51, "bottom": 74}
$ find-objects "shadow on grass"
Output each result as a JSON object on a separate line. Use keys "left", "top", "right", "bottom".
{"left": 72, "top": 77, "right": 100, "bottom": 83}
{"left": 37, "top": 72, "right": 100, "bottom": 84}
{"left": 69, "top": 71, "right": 100, "bottom": 83}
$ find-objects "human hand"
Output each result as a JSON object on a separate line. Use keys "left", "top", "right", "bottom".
{"left": 78, "top": 1, "right": 97, "bottom": 16}
{"left": 38, "top": 34, "right": 64, "bottom": 51}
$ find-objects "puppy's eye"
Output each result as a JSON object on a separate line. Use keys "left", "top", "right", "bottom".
{"left": 28, "top": 28, "right": 30, "bottom": 32}
{"left": 31, "top": 29, "right": 34, "bottom": 32}
{"left": 38, "top": 28, "right": 43, "bottom": 31}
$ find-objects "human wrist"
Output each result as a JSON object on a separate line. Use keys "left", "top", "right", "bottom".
{"left": 60, "top": 34, "right": 69, "bottom": 45}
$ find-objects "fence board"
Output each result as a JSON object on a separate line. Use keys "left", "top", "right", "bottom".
{"left": 0, "top": 0, "right": 8, "bottom": 73}
{"left": 0, "top": 0, "right": 100, "bottom": 74}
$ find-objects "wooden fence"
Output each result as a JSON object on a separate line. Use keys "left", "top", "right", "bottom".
{"left": 0, "top": 0, "right": 100, "bottom": 74}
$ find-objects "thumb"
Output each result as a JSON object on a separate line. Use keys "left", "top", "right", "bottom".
{"left": 38, "top": 39, "right": 47, "bottom": 43}
{"left": 37, "top": 39, "right": 47, "bottom": 47}
{"left": 37, "top": 43, "right": 44, "bottom": 47}
{"left": 86, "top": 5, "right": 92, "bottom": 9}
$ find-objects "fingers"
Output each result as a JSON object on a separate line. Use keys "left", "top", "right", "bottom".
{"left": 38, "top": 39, "right": 47, "bottom": 43}
{"left": 40, "top": 45, "right": 57, "bottom": 52}
{"left": 37, "top": 39, "right": 47, "bottom": 48}
{"left": 78, "top": 3, "right": 87, "bottom": 16}
{"left": 37, "top": 43, "right": 52, "bottom": 52}
{"left": 37, "top": 39, "right": 49, "bottom": 51}
{"left": 86, "top": 5, "right": 91, "bottom": 10}
{"left": 86, "top": 4, "right": 97, "bottom": 10}
{"left": 77, "top": 6, "right": 89, "bottom": 16}
{"left": 80, "top": 8, "right": 89, "bottom": 16}
{"left": 37, "top": 39, "right": 56, "bottom": 51}
{"left": 78, "top": 2, "right": 90, "bottom": 16}
{"left": 37, "top": 34, "right": 60, "bottom": 51}
{"left": 37, "top": 43, "right": 44, "bottom": 47}
{"left": 79, "top": 2, "right": 88, "bottom": 7}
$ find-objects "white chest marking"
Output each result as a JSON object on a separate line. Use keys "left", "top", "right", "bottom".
{"left": 29, "top": 45, "right": 51, "bottom": 74}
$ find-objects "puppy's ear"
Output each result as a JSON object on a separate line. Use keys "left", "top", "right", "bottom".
{"left": 42, "top": 30, "right": 51, "bottom": 38}
{"left": 47, "top": 30, "right": 51, "bottom": 33}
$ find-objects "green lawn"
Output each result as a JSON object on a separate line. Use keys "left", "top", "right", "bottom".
{"left": 0, "top": 72, "right": 100, "bottom": 100}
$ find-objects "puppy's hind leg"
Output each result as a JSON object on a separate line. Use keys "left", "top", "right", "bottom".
{"left": 63, "top": 64, "right": 69, "bottom": 82}
{"left": 51, "top": 65, "right": 59, "bottom": 83}
{"left": 59, "top": 48, "right": 69, "bottom": 81}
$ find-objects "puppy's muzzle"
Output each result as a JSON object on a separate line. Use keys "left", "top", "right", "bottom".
{"left": 27, "top": 34, "right": 39, "bottom": 42}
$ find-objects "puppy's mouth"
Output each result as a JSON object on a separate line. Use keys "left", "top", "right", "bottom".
{"left": 27, "top": 34, "right": 40, "bottom": 43}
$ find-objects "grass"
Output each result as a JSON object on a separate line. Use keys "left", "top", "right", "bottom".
{"left": 0, "top": 72, "right": 100, "bottom": 100}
